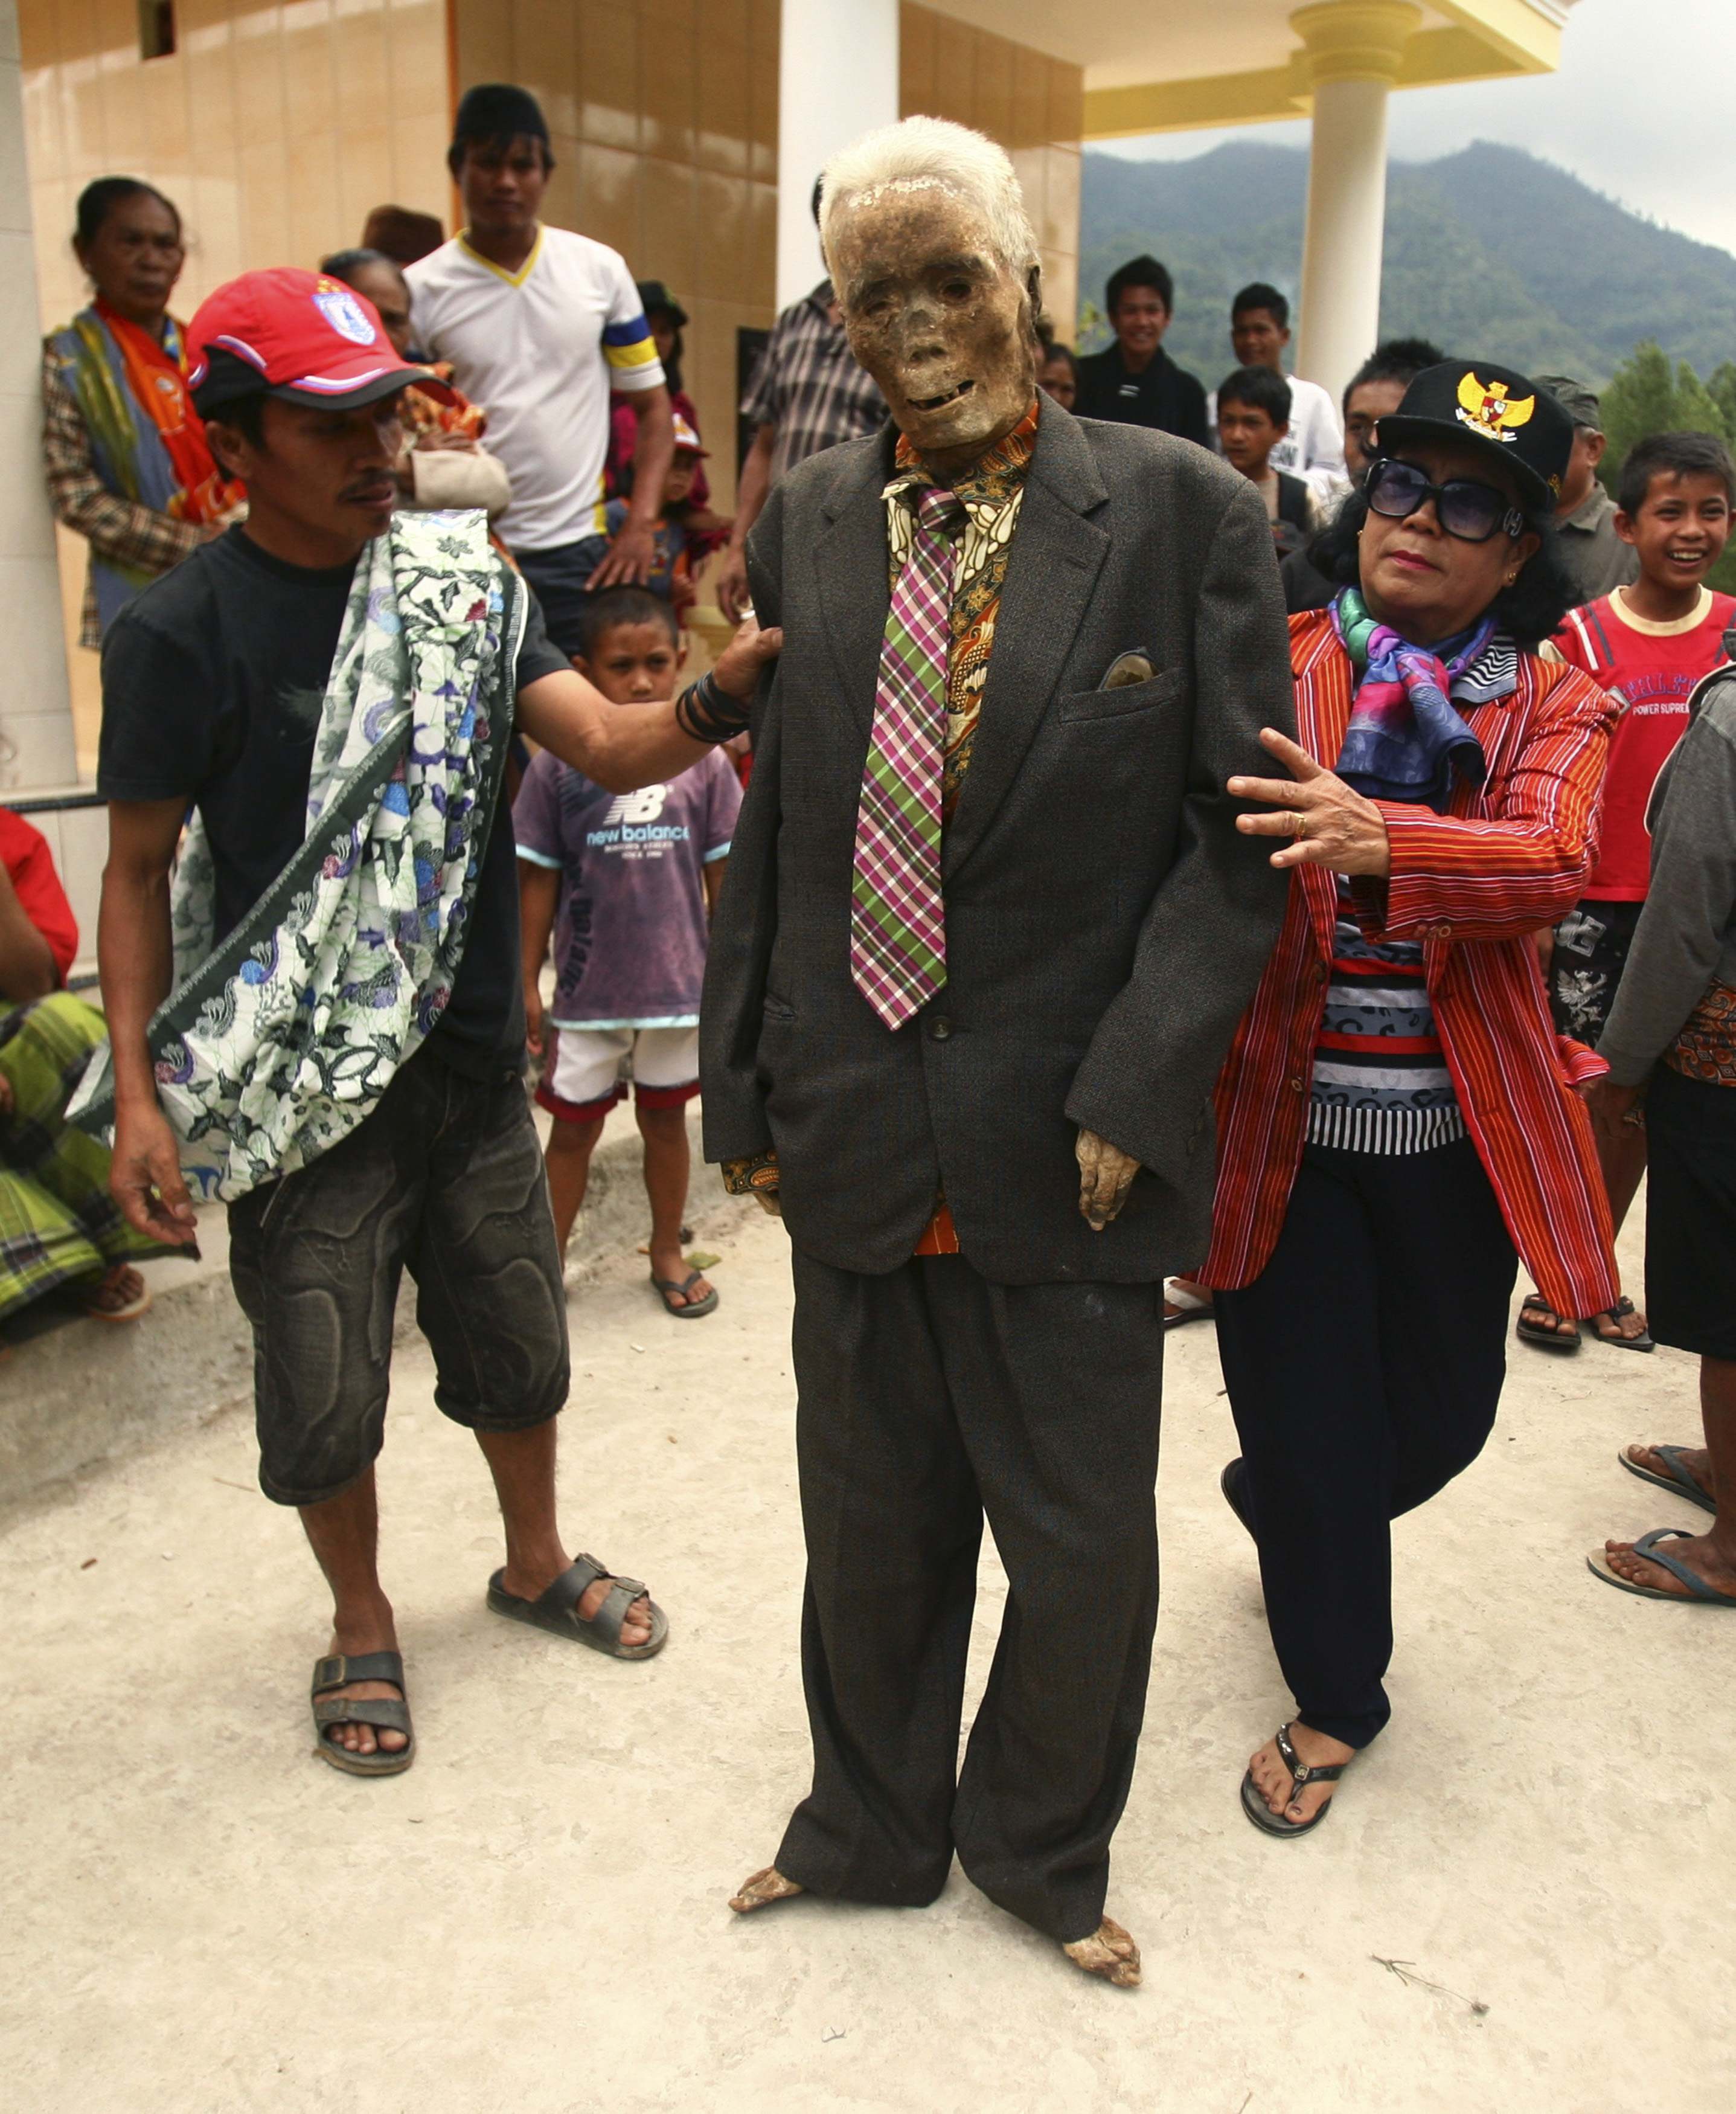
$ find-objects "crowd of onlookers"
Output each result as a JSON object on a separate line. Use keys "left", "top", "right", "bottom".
{"left": 7, "top": 83, "right": 1734, "bottom": 1613}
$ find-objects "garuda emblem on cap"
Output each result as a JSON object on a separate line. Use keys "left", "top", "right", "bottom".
{"left": 313, "top": 283, "right": 379, "bottom": 346}
{"left": 1456, "top": 371, "right": 1534, "bottom": 444}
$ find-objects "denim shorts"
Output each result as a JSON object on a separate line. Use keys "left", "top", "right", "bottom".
{"left": 228, "top": 1046, "right": 569, "bottom": 1506}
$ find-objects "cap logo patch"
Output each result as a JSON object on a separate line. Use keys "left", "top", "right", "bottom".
{"left": 1456, "top": 370, "right": 1534, "bottom": 445}
{"left": 313, "top": 286, "right": 379, "bottom": 347}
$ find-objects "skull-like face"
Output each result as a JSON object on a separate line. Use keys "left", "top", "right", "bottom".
{"left": 827, "top": 181, "right": 1038, "bottom": 471}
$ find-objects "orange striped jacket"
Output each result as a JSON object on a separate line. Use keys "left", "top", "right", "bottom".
{"left": 1202, "top": 609, "right": 1621, "bottom": 1321}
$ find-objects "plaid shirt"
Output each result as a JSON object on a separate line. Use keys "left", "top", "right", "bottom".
{"left": 40, "top": 345, "right": 208, "bottom": 648}
{"left": 741, "top": 281, "right": 885, "bottom": 480}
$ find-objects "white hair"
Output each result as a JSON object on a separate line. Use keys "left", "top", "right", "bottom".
{"left": 819, "top": 115, "right": 1040, "bottom": 284}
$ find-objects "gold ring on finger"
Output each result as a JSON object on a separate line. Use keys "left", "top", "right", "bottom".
{"left": 1290, "top": 810, "right": 1308, "bottom": 838}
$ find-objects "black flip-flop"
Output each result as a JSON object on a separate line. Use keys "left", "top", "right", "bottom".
{"left": 1589, "top": 1296, "right": 1654, "bottom": 1352}
{"left": 1240, "top": 1723, "right": 1350, "bottom": 1838}
{"left": 1516, "top": 1294, "right": 1581, "bottom": 1352}
{"left": 652, "top": 1269, "right": 718, "bottom": 1319}
{"left": 1618, "top": 1444, "right": 1715, "bottom": 1515}
{"left": 1586, "top": 1528, "right": 1736, "bottom": 1606}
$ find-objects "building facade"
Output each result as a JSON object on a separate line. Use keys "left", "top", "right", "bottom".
{"left": 8, "top": 0, "right": 1572, "bottom": 823}
{"left": 15, "top": 0, "right": 1081, "bottom": 778}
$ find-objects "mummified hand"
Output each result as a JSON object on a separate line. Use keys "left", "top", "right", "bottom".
{"left": 1075, "top": 1129, "right": 1141, "bottom": 1231}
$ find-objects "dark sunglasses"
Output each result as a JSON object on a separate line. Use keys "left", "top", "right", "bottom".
{"left": 1366, "top": 457, "right": 1526, "bottom": 544}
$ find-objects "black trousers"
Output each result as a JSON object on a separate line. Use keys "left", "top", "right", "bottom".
{"left": 779, "top": 1251, "right": 1165, "bottom": 1944}
{"left": 1214, "top": 1139, "right": 1516, "bottom": 1749}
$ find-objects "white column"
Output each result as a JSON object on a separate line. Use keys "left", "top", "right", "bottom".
{"left": 1293, "top": 1, "right": 1420, "bottom": 406}
{"left": 0, "top": 0, "right": 74, "bottom": 791}
{"left": 777, "top": 0, "right": 899, "bottom": 311}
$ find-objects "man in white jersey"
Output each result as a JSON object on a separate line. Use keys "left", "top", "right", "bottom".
{"left": 1207, "top": 281, "right": 1346, "bottom": 507}
{"left": 408, "top": 85, "right": 676, "bottom": 658}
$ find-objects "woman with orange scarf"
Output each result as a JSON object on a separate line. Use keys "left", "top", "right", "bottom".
{"left": 41, "top": 178, "right": 243, "bottom": 648}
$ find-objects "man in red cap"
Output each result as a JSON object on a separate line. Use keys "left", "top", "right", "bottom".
{"left": 91, "top": 267, "right": 775, "bottom": 1778}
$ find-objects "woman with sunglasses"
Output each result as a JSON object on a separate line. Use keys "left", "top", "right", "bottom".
{"left": 1197, "top": 361, "right": 1621, "bottom": 1836}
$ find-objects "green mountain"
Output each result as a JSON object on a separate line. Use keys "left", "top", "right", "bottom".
{"left": 1077, "top": 140, "right": 1736, "bottom": 391}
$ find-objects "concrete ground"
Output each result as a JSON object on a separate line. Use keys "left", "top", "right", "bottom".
{"left": 4, "top": 1196, "right": 1732, "bottom": 2112}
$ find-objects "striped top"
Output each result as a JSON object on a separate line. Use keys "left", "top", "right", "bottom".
{"left": 1307, "top": 629, "right": 1519, "bottom": 1153}
{"left": 1307, "top": 883, "right": 1468, "bottom": 1153}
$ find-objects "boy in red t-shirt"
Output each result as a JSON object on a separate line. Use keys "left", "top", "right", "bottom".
{"left": 1526, "top": 428, "right": 1735, "bottom": 1351}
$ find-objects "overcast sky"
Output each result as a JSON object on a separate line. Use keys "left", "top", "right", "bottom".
{"left": 1098, "top": 0, "right": 1736, "bottom": 259}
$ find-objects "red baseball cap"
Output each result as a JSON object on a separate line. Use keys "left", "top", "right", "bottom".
{"left": 186, "top": 266, "right": 452, "bottom": 414}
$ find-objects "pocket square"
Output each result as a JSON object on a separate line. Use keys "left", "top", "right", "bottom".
{"left": 1100, "top": 649, "right": 1156, "bottom": 690}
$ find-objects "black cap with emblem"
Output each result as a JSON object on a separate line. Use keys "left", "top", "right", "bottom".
{"left": 1374, "top": 360, "right": 1575, "bottom": 512}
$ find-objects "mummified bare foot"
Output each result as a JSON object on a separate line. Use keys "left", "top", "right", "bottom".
{"left": 728, "top": 1866, "right": 806, "bottom": 1914}
{"left": 1062, "top": 1916, "right": 1141, "bottom": 1988}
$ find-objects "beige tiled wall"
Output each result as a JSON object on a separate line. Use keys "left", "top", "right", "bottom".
{"left": 898, "top": 4, "right": 1083, "bottom": 350}
{"left": 451, "top": 0, "right": 783, "bottom": 518}
{"left": 18, "top": 0, "right": 452, "bottom": 770}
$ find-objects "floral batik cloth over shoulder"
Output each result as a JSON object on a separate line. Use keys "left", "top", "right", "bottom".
{"left": 72, "top": 509, "right": 524, "bottom": 1200}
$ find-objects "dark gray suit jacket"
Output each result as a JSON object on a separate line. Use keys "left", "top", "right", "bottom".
{"left": 700, "top": 397, "right": 1295, "bottom": 1285}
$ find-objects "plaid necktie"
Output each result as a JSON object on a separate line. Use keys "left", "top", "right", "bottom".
{"left": 851, "top": 485, "right": 962, "bottom": 1029}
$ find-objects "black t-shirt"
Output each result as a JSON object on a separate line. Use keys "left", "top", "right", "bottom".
{"left": 98, "top": 526, "right": 569, "bottom": 1073}
{"left": 1280, "top": 542, "right": 1338, "bottom": 615}
{"left": 1074, "top": 344, "right": 1210, "bottom": 446}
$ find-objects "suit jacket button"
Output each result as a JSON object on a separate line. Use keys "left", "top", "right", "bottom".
{"left": 1433, "top": 921, "right": 1453, "bottom": 939}
{"left": 929, "top": 1015, "right": 952, "bottom": 1040}
{"left": 1288, "top": 1075, "right": 1305, "bottom": 1092}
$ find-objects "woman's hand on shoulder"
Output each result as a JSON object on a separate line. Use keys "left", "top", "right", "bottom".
{"left": 1228, "top": 728, "right": 1391, "bottom": 877}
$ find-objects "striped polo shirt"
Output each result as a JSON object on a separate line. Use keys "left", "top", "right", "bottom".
{"left": 1307, "top": 629, "right": 1520, "bottom": 1154}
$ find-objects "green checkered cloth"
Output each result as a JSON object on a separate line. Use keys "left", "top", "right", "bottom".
{"left": 0, "top": 993, "right": 166, "bottom": 1326}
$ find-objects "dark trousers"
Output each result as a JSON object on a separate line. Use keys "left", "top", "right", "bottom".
{"left": 778, "top": 1250, "right": 1164, "bottom": 1945}
{"left": 512, "top": 535, "right": 611, "bottom": 661}
{"left": 1214, "top": 1139, "right": 1516, "bottom": 1749}
{"left": 228, "top": 1049, "right": 569, "bottom": 1506}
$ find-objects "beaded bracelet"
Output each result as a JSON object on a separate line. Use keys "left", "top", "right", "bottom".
{"left": 674, "top": 668, "right": 752, "bottom": 744}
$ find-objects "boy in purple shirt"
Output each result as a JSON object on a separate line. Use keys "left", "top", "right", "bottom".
{"left": 516, "top": 588, "right": 740, "bottom": 1316}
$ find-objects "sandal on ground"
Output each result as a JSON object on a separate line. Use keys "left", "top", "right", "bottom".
{"left": 1586, "top": 1528, "right": 1736, "bottom": 1606}
{"left": 310, "top": 1651, "right": 415, "bottom": 1778}
{"left": 82, "top": 1265, "right": 151, "bottom": 1325}
{"left": 1240, "top": 1723, "right": 1350, "bottom": 1838}
{"left": 1516, "top": 1294, "right": 1581, "bottom": 1352}
{"left": 1163, "top": 1281, "right": 1214, "bottom": 1331}
{"left": 1619, "top": 1444, "right": 1715, "bottom": 1515}
{"left": 487, "top": 1553, "right": 670, "bottom": 1659}
{"left": 651, "top": 1269, "right": 718, "bottom": 1320}
{"left": 1220, "top": 1457, "right": 1255, "bottom": 1543}
{"left": 1589, "top": 1296, "right": 1654, "bottom": 1353}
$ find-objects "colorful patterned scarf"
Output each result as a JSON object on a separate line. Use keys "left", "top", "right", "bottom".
{"left": 1331, "top": 587, "right": 1493, "bottom": 811}
{"left": 46, "top": 304, "right": 242, "bottom": 630}
{"left": 95, "top": 298, "right": 242, "bottom": 524}
{"left": 72, "top": 510, "right": 523, "bottom": 1201}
